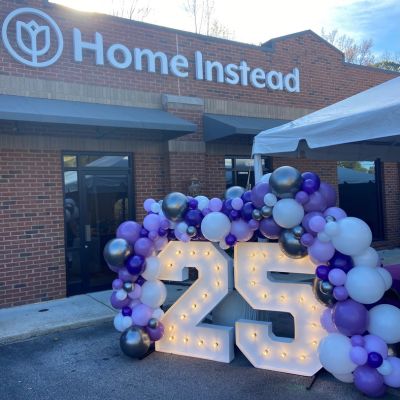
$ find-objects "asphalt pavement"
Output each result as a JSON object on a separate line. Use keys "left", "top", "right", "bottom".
{"left": 1, "top": 322, "right": 399, "bottom": 400}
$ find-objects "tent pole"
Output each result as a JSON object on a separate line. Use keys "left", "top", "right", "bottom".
{"left": 253, "top": 153, "right": 263, "bottom": 183}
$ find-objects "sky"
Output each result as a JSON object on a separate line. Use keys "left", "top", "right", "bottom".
{"left": 50, "top": 0, "right": 400, "bottom": 57}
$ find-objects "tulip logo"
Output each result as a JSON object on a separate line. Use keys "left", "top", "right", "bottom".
{"left": 2, "top": 8, "right": 63, "bottom": 68}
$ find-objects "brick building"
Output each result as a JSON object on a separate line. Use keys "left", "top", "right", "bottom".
{"left": 0, "top": 0, "right": 399, "bottom": 308}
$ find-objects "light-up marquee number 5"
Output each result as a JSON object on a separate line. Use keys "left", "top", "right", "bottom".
{"left": 156, "top": 241, "right": 234, "bottom": 362}
{"left": 157, "top": 241, "right": 327, "bottom": 376}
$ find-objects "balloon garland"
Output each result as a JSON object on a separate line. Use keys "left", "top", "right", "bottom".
{"left": 104, "top": 166, "right": 400, "bottom": 396}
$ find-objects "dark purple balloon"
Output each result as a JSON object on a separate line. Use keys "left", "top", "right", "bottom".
{"left": 302, "top": 172, "right": 320, "bottom": 189}
{"left": 316, "top": 265, "right": 330, "bottom": 280}
{"left": 145, "top": 322, "right": 165, "bottom": 341}
{"left": 188, "top": 198, "right": 198, "bottom": 209}
{"left": 125, "top": 255, "right": 145, "bottom": 275}
{"left": 110, "top": 291, "right": 131, "bottom": 309}
{"left": 242, "top": 190, "right": 252, "bottom": 203}
{"left": 332, "top": 299, "right": 369, "bottom": 336}
{"left": 158, "top": 228, "right": 167, "bottom": 237}
{"left": 251, "top": 182, "right": 270, "bottom": 208}
{"left": 259, "top": 217, "right": 282, "bottom": 240}
{"left": 229, "top": 210, "right": 240, "bottom": 220}
{"left": 140, "top": 228, "right": 149, "bottom": 237}
{"left": 136, "top": 276, "right": 147, "bottom": 286}
{"left": 303, "top": 191, "right": 328, "bottom": 213}
{"left": 122, "top": 306, "right": 132, "bottom": 316}
{"left": 353, "top": 366, "right": 385, "bottom": 397}
{"left": 241, "top": 202, "right": 255, "bottom": 221}
{"left": 184, "top": 209, "right": 203, "bottom": 226}
{"left": 329, "top": 251, "right": 353, "bottom": 273}
{"left": 319, "top": 182, "right": 337, "bottom": 208}
{"left": 300, "top": 233, "right": 314, "bottom": 247}
{"left": 367, "top": 352, "right": 383, "bottom": 369}
{"left": 225, "top": 233, "right": 237, "bottom": 246}
{"left": 118, "top": 267, "right": 137, "bottom": 282}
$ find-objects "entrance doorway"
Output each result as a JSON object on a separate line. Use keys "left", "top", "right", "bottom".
{"left": 63, "top": 153, "right": 133, "bottom": 295}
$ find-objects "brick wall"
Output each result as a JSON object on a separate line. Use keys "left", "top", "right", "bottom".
{"left": 0, "top": 149, "right": 65, "bottom": 308}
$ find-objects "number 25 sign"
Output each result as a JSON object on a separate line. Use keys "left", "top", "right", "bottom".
{"left": 156, "top": 241, "right": 327, "bottom": 376}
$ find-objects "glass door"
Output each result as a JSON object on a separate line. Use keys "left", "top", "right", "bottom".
{"left": 63, "top": 154, "right": 133, "bottom": 295}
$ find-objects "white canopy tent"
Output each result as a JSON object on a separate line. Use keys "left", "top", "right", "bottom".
{"left": 252, "top": 76, "right": 400, "bottom": 181}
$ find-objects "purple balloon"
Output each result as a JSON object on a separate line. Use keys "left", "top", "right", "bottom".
{"left": 241, "top": 202, "right": 255, "bottom": 221}
{"left": 302, "top": 211, "right": 323, "bottom": 233}
{"left": 202, "top": 207, "right": 211, "bottom": 216}
{"left": 143, "top": 198, "right": 156, "bottom": 212}
{"left": 158, "top": 228, "right": 167, "bottom": 237}
{"left": 332, "top": 299, "right": 368, "bottom": 336}
{"left": 259, "top": 217, "right": 282, "bottom": 240}
{"left": 320, "top": 308, "right": 338, "bottom": 333}
{"left": 229, "top": 210, "right": 240, "bottom": 220}
{"left": 159, "top": 218, "right": 170, "bottom": 230}
{"left": 351, "top": 335, "right": 365, "bottom": 347}
{"left": 145, "top": 322, "right": 165, "bottom": 341}
{"left": 131, "top": 304, "right": 153, "bottom": 326}
{"left": 333, "top": 285, "right": 349, "bottom": 301}
{"left": 301, "top": 172, "right": 320, "bottom": 194}
{"left": 209, "top": 198, "right": 223, "bottom": 212}
{"left": 248, "top": 219, "right": 259, "bottom": 231}
{"left": 231, "top": 197, "right": 244, "bottom": 210}
{"left": 251, "top": 182, "right": 270, "bottom": 208}
{"left": 225, "top": 233, "right": 237, "bottom": 246}
{"left": 230, "top": 219, "right": 253, "bottom": 242}
{"left": 134, "top": 237, "right": 154, "bottom": 258}
{"left": 309, "top": 215, "right": 326, "bottom": 233}
{"left": 300, "top": 233, "right": 314, "bottom": 247}
{"left": 350, "top": 346, "right": 368, "bottom": 366}
{"left": 368, "top": 352, "right": 383, "bottom": 368}
{"left": 303, "top": 191, "right": 328, "bottom": 213}
{"left": 324, "top": 207, "right": 347, "bottom": 221}
{"left": 308, "top": 239, "right": 335, "bottom": 262}
{"left": 241, "top": 190, "right": 252, "bottom": 203}
{"left": 188, "top": 198, "right": 198, "bottom": 209}
{"left": 154, "top": 236, "right": 168, "bottom": 251}
{"left": 319, "top": 182, "right": 337, "bottom": 208}
{"left": 116, "top": 221, "right": 142, "bottom": 244}
{"left": 353, "top": 366, "right": 385, "bottom": 397}
{"left": 328, "top": 268, "right": 347, "bottom": 286}
{"left": 148, "top": 230, "right": 159, "bottom": 241}
{"left": 328, "top": 251, "right": 353, "bottom": 273}
{"left": 140, "top": 228, "right": 149, "bottom": 237}
{"left": 118, "top": 267, "right": 138, "bottom": 282}
{"left": 128, "top": 283, "right": 142, "bottom": 300}
{"left": 125, "top": 255, "right": 145, "bottom": 275}
{"left": 112, "top": 278, "right": 123, "bottom": 290}
{"left": 364, "top": 335, "right": 388, "bottom": 359}
{"left": 143, "top": 214, "right": 161, "bottom": 232}
{"left": 295, "top": 190, "right": 309, "bottom": 204}
{"left": 316, "top": 265, "right": 331, "bottom": 280}
{"left": 122, "top": 306, "right": 132, "bottom": 316}
{"left": 110, "top": 291, "right": 131, "bottom": 309}
{"left": 184, "top": 209, "right": 203, "bottom": 226}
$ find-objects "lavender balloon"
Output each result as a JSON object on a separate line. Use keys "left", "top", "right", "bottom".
{"left": 143, "top": 214, "right": 161, "bottom": 232}
{"left": 328, "top": 268, "right": 347, "bottom": 286}
{"left": 324, "top": 207, "right": 347, "bottom": 221}
{"left": 319, "top": 182, "right": 337, "bottom": 208}
{"left": 209, "top": 198, "right": 223, "bottom": 212}
{"left": 116, "top": 221, "right": 142, "bottom": 244}
{"left": 143, "top": 198, "right": 156, "bottom": 212}
{"left": 134, "top": 238, "right": 154, "bottom": 258}
{"left": 230, "top": 219, "right": 253, "bottom": 242}
{"left": 320, "top": 308, "right": 338, "bottom": 333}
{"left": 308, "top": 239, "right": 335, "bottom": 262}
{"left": 303, "top": 191, "right": 328, "bottom": 213}
{"left": 350, "top": 346, "right": 368, "bottom": 366}
{"left": 131, "top": 304, "right": 153, "bottom": 326}
{"left": 145, "top": 322, "right": 165, "bottom": 341}
{"left": 302, "top": 211, "right": 324, "bottom": 233}
{"left": 300, "top": 233, "right": 314, "bottom": 247}
{"left": 333, "top": 286, "right": 349, "bottom": 301}
{"left": 118, "top": 267, "right": 138, "bottom": 282}
{"left": 364, "top": 335, "right": 388, "bottom": 359}
{"left": 110, "top": 291, "right": 131, "bottom": 309}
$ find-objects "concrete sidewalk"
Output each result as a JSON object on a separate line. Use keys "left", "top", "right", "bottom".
{"left": 0, "top": 284, "right": 188, "bottom": 345}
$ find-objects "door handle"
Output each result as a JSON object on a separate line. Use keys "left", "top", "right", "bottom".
{"left": 85, "top": 225, "right": 91, "bottom": 242}
{"left": 84, "top": 245, "right": 89, "bottom": 249}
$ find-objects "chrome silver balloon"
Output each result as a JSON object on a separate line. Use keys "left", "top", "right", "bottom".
{"left": 312, "top": 278, "right": 336, "bottom": 307}
{"left": 120, "top": 327, "right": 151, "bottom": 358}
{"left": 147, "top": 318, "right": 159, "bottom": 329}
{"left": 103, "top": 238, "right": 132, "bottom": 268}
{"left": 123, "top": 282, "right": 133, "bottom": 292}
{"left": 278, "top": 229, "right": 307, "bottom": 259}
{"left": 161, "top": 192, "right": 188, "bottom": 222}
{"left": 252, "top": 209, "right": 262, "bottom": 221}
{"left": 269, "top": 166, "right": 302, "bottom": 198}
{"left": 292, "top": 225, "right": 305, "bottom": 239}
{"left": 186, "top": 226, "right": 197, "bottom": 237}
{"left": 261, "top": 205, "right": 272, "bottom": 218}
{"left": 224, "top": 186, "right": 245, "bottom": 200}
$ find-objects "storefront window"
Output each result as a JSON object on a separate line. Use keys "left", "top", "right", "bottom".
{"left": 225, "top": 156, "right": 270, "bottom": 189}
{"left": 337, "top": 161, "right": 384, "bottom": 240}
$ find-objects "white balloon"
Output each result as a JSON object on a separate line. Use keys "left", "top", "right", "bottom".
{"left": 264, "top": 193, "right": 277, "bottom": 207}
{"left": 317, "top": 232, "right": 331, "bottom": 243}
{"left": 219, "top": 240, "right": 230, "bottom": 250}
{"left": 200, "top": 212, "right": 231, "bottom": 242}
{"left": 140, "top": 280, "right": 167, "bottom": 308}
{"left": 260, "top": 173, "right": 271, "bottom": 183}
{"left": 272, "top": 199, "right": 304, "bottom": 229}
{"left": 318, "top": 333, "right": 357, "bottom": 374}
{"left": 345, "top": 266, "right": 386, "bottom": 304}
{"left": 150, "top": 202, "right": 161, "bottom": 214}
{"left": 142, "top": 256, "right": 161, "bottom": 281}
{"left": 113, "top": 313, "right": 125, "bottom": 332}
{"left": 333, "top": 373, "right": 354, "bottom": 383}
{"left": 324, "top": 221, "right": 340, "bottom": 237}
{"left": 122, "top": 316, "right": 133, "bottom": 330}
{"left": 331, "top": 217, "right": 372, "bottom": 256}
{"left": 377, "top": 360, "right": 393, "bottom": 376}
{"left": 195, "top": 195, "right": 209, "bottom": 211}
{"left": 116, "top": 289, "right": 128, "bottom": 301}
{"left": 152, "top": 307, "right": 165, "bottom": 321}
{"left": 352, "top": 247, "right": 380, "bottom": 268}
{"left": 368, "top": 304, "right": 400, "bottom": 344}
{"left": 377, "top": 267, "right": 393, "bottom": 290}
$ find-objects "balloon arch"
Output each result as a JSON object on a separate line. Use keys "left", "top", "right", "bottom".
{"left": 104, "top": 166, "right": 400, "bottom": 397}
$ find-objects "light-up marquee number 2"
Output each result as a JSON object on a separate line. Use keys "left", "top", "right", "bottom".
{"left": 156, "top": 241, "right": 327, "bottom": 376}
{"left": 156, "top": 241, "right": 234, "bottom": 362}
